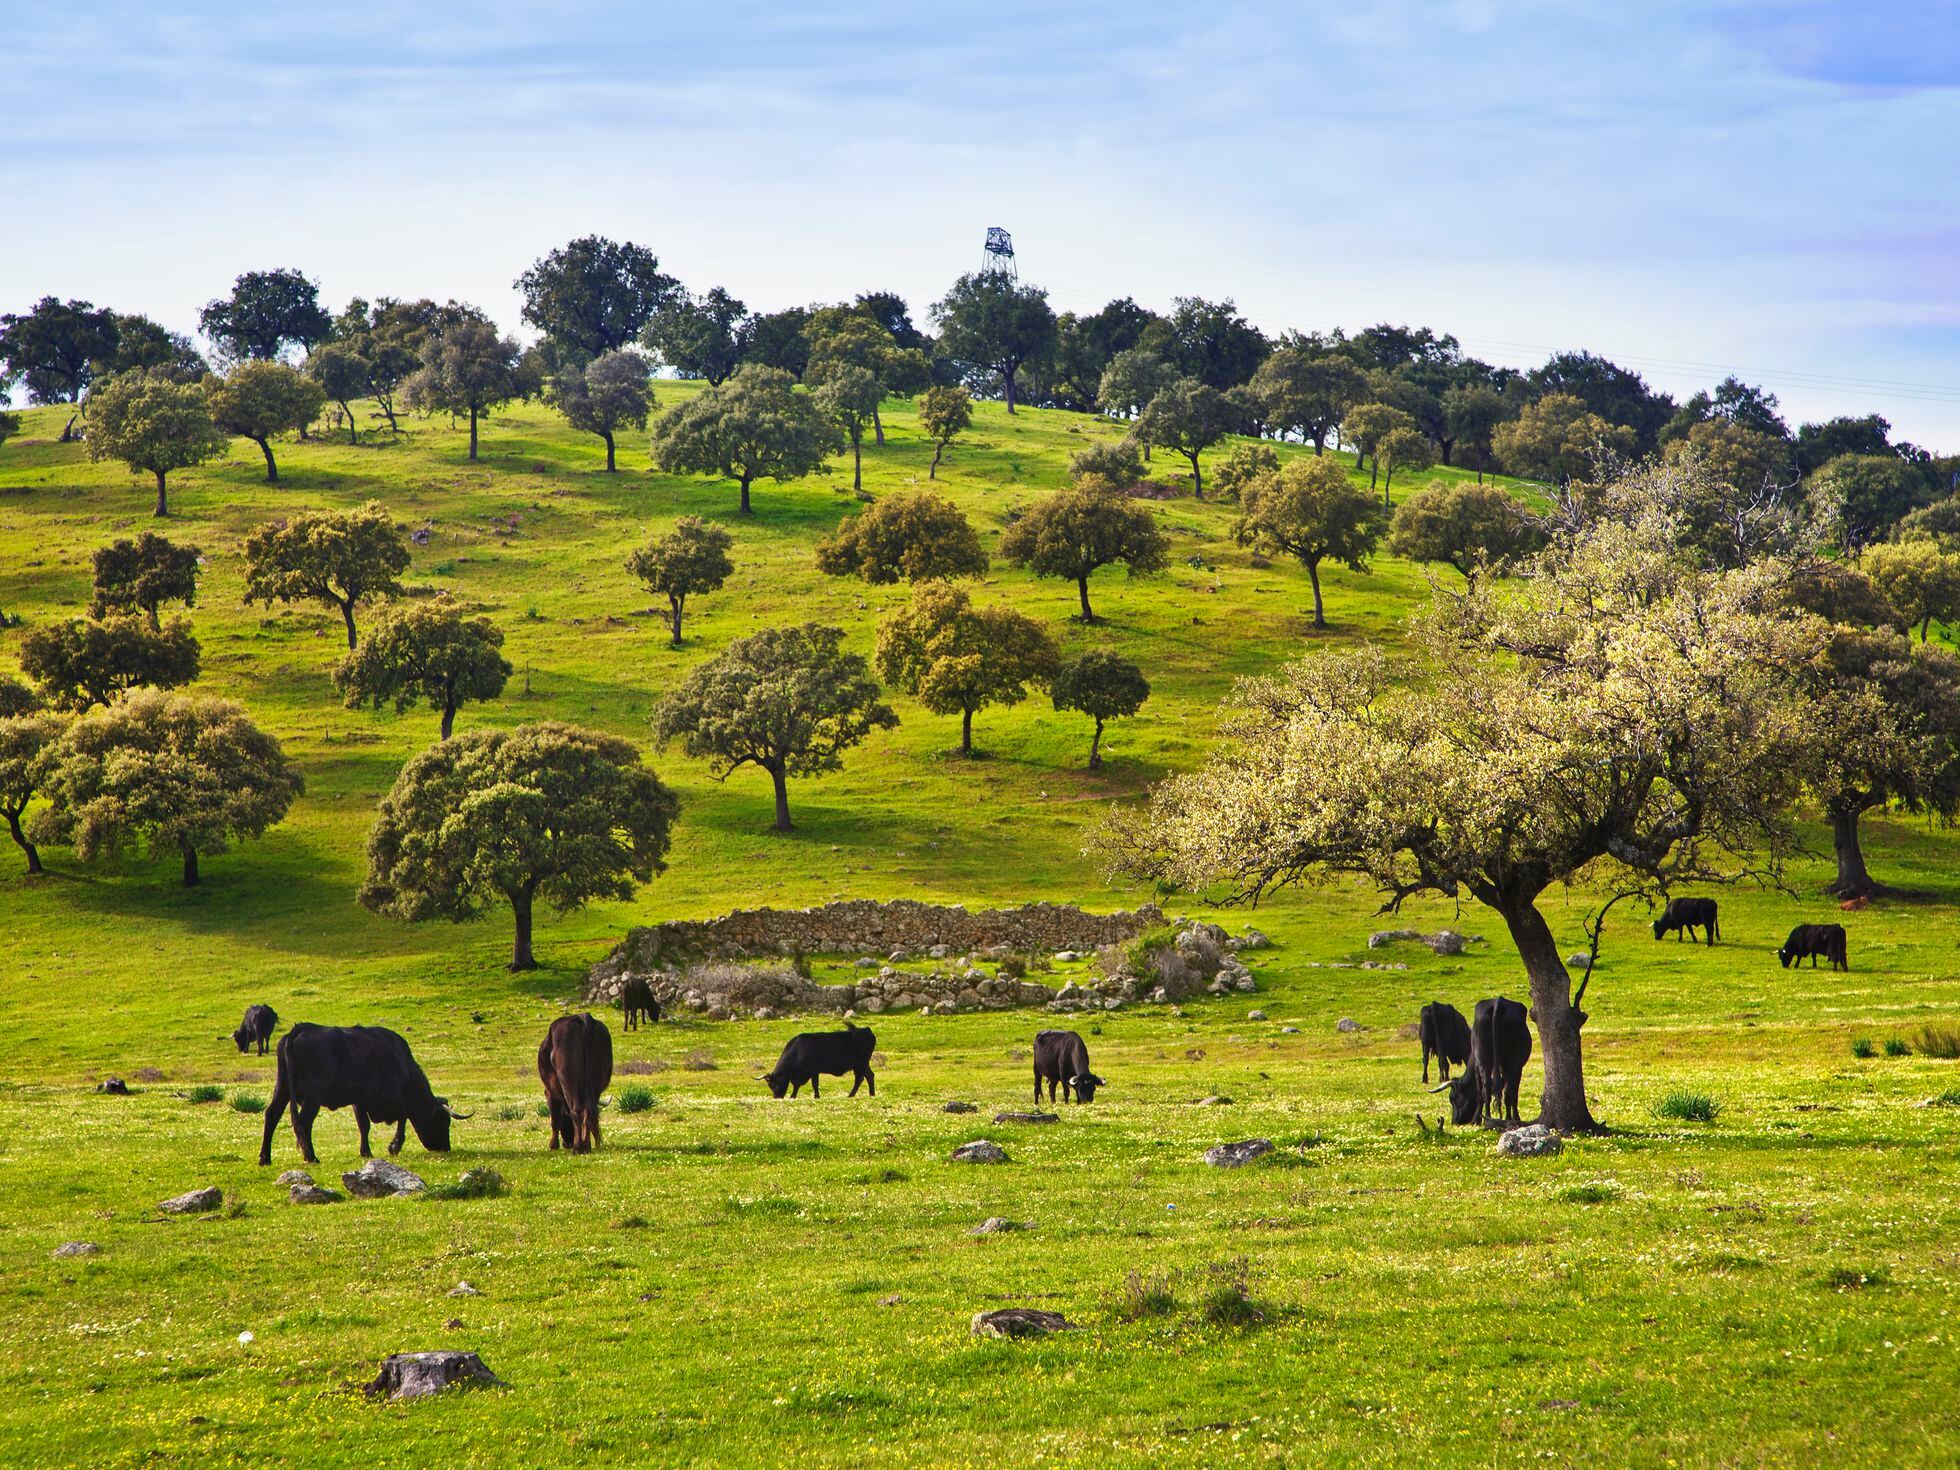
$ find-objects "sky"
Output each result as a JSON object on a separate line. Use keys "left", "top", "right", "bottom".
{"left": 6, "top": 0, "right": 1960, "bottom": 445}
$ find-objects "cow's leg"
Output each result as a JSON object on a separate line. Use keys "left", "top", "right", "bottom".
{"left": 587, "top": 1105, "right": 602, "bottom": 1152}
{"left": 389, "top": 1119, "right": 406, "bottom": 1155}
{"left": 848, "top": 1071, "right": 863, "bottom": 1097}
{"left": 811, "top": 1076, "right": 820, "bottom": 1099}
{"left": 259, "top": 1078, "right": 289, "bottom": 1165}
{"left": 294, "top": 1103, "right": 322, "bottom": 1164}
{"left": 1422, "top": 1048, "right": 1430, "bottom": 1085}
{"left": 1034, "top": 1070, "right": 1042, "bottom": 1103}
{"left": 354, "top": 1106, "right": 373, "bottom": 1158}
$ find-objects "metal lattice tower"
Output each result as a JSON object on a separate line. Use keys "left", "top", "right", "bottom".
{"left": 982, "top": 226, "right": 1017, "bottom": 277}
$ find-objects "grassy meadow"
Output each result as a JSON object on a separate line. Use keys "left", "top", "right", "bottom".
{"left": 1, "top": 391, "right": 1958, "bottom": 1467}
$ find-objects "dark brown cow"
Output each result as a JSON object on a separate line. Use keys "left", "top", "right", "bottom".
{"left": 1780, "top": 923, "right": 1848, "bottom": 971}
{"left": 538, "top": 1012, "right": 613, "bottom": 1153}
{"left": 620, "top": 976, "right": 660, "bottom": 1031}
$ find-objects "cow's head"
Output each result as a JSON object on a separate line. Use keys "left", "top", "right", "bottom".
{"left": 411, "top": 1098, "right": 470, "bottom": 1152}
{"left": 758, "top": 1070, "right": 791, "bottom": 1099}
{"left": 1651, "top": 917, "right": 1667, "bottom": 940}
{"left": 1432, "top": 1071, "right": 1483, "bottom": 1126}
{"left": 1072, "top": 1072, "right": 1105, "bottom": 1103}
{"left": 230, "top": 1026, "right": 252, "bottom": 1054}
{"left": 1778, "top": 946, "right": 1794, "bottom": 969}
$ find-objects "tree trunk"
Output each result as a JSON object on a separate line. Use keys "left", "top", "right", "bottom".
{"left": 929, "top": 442, "right": 943, "bottom": 480}
{"left": 1829, "top": 806, "right": 1876, "bottom": 899}
{"left": 1311, "top": 433, "right": 1326, "bottom": 457}
{"left": 1004, "top": 368, "right": 1017, "bottom": 415}
{"left": 603, "top": 430, "right": 617, "bottom": 473}
{"left": 1383, "top": 465, "right": 1393, "bottom": 508}
{"left": 339, "top": 600, "right": 358, "bottom": 649}
{"left": 154, "top": 470, "right": 170, "bottom": 517}
{"left": 1501, "top": 901, "right": 1598, "bottom": 1133}
{"left": 1088, "top": 719, "right": 1104, "bottom": 771}
{"left": 1439, "top": 436, "right": 1455, "bottom": 466}
{"left": 1142, "top": 440, "right": 1151, "bottom": 464}
{"left": 1369, "top": 458, "right": 1379, "bottom": 492}
{"left": 256, "top": 437, "right": 278, "bottom": 482}
{"left": 1921, "top": 616, "right": 1932, "bottom": 643}
{"left": 1306, "top": 558, "right": 1327, "bottom": 629}
{"left": 1354, "top": 447, "right": 1366, "bottom": 471}
{"left": 1188, "top": 451, "right": 1204, "bottom": 501}
{"left": 181, "top": 845, "right": 200, "bottom": 887}
{"left": 439, "top": 702, "right": 456, "bottom": 741}
{"left": 510, "top": 888, "right": 537, "bottom": 971}
{"left": 960, "top": 707, "right": 974, "bottom": 755}
{"left": 6, "top": 813, "right": 41, "bottom": 875}
{"left": 872, "top": 402, "right": 885, "bottom": 447}
{"left": 668, "top": 595, "right": 685, "bottom": 648}
{"left": 1077, "top": 576, "right": 1095, "bottom": 622}
{"left": 770, "top": 764, "right": 792, "bottom": 833}
{"left": 468, "top": 404, "right": 479, "bottom": 461}
{"left": 739, "top": 474, "right": 753, "bottom": 515}
{"left": 852, "top": 432, "right": 862, "bottom": 491}
{"left": 345, "top": 406, "right": 358, "bottom": 445}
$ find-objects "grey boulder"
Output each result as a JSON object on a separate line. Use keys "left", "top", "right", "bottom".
{"left": 158, "top": 1187, "right": 222, "bottom": 1215}
{"left": 343, "top": 1159, "right": 426, "bottom": 1198}
{"left": 971, "top": 1308, "right": 1077, "bottom": 1339}
{"left": 951, "top": 1140, "right": 1007, "bottom": 1164}
{"left": 1203, "top": 1139, "right": 1274, "bottom": 1168}
{"left": 363, "top": 1350, "right": 507, "bottom": 1400}
{"left": 1496, "top": 1124, "right": 1564, "bottom": 1158}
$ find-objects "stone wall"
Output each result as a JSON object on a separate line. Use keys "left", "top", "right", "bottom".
{"left": 587, "top": 899, "right": 1165, "bottom": 993}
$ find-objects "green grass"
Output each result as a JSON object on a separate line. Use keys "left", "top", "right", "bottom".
{"left": 3, "top": 396, "right": 1960, "bottom": 1465}
{"left": 1654, "top": 1090, "right": 1722, "bottom": 1123}
{"left": 615, "top": 1084, "right": 655, "bottom": 1113}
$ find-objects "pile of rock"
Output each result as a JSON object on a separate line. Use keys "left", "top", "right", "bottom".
{"left": 1367, "top": 929, "right": 1482, "bottom": 956}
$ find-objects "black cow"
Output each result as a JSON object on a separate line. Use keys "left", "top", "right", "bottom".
{"left": 1780, "top": 923, "right": 1848, "bottom": 971}
{"left": 1417, "top": 1001, "right": 1471, "bottom": 1084}
{"left": 538, "top": 1012, "right": 612, "bottom": 1153}
{"left": 1033, "top": 1029, "right": 1106, "bottom": 1103}
{"left": 1653, "top": 897, "right": 1720, "bottom": 945}
{"left": 259, "top": 1023, "right": 467, "bottom": 1165}
{"left": 620, "top": 975, "right": 660, "bottom": 1031}
{"left": 232, "top": 1003, "right": 279, "bottom": 1055}
{"left": 759, "top": 1023, "right": 876, "bottom": 1099}
{"left": 1432, "top": 996, "right": 1531, "bottom": 1125}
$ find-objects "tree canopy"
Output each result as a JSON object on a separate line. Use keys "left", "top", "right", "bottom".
{"left": 875, "top": 581, "right": 1060, "bottom": 755}
{"left": 401, "top": 311, "right": 527, "bottom": 461}
{"left": 1050, "top": 648, "right": 1150, "bottom": 770}
{"left": 241, "top": 500, "right": 410, "bottom": 648}
{"left": 208, "top": 360, "right": 326, "bottom": 480}
{"left": 1233, "top": 457, "right": 1385, "bottom": 628}
{"left": 19, "top": 615, "right": 201, "bottom": 712}
{"left": 649, "top": 365, "right": 837, "bottom": 514}
{"left": 554, "top": 349, "right": 653, "bottom": 471}
{"left": 1807, "top": 454, "right": 1935, "bottom": 551}
{"left": 999, "top": 479, "right": 1170, "bottom": 622}
{"left": 812, "top": 365, "right": 883, "bottom": 492}
{"left": 0, "top": 712, "right": 65, "bottom": 874}
{"left": 1492, "top": 393, "right": 1636, "bottom": 485}
{"left": 84, "top": 372, "right": 228, "bottom": 515}
{"left": 333, "top": 601, "right": 512, "bottom": 741}
{"left": 31, "top": 690, "right": 303, "bottom": 886}
{"left": 625, "top": 516, "right": 736, "bottom": 646}
{"left": 306, "top": 342, "right": 370, "bottom": 443}
{"left": 1251, "top": 349, "right": 1366, "bottom": 454}
{"left": 516, "top": 236, "right": 677, "bottom": 365}
{"left": 652, "top": 622, "right": 897, "bottom": 832}
{"left": 198, "top": 268, "right": 332, "bottom": 363}
{"left": 360, "top": 722, "right": 678, "bottom": 970}
{"left": 91, "top": 531, "right": 201, "bottom": 628}
{"left": 1387, "top": 479, "right": 1541, "bottom": 586}
{"left": 644, "top": 287, "right": 748, "bottom": 385}
{"left": 814, "top": 491, "right": 987, "bottom": 586}
{"left": 1861, "top": 538, "right": 1960, "bottom": 642}
{"left": 930, "top": 272, "right": 1057, "bottom": 414}
{"left": 0, "top": 297, "right": 120, "bottom": 404}
{"left": 916, "top": 385, "right": 973, "bottom": 480}
{"left": 1135, "top": 377, "right": 1233, "bottom": 499}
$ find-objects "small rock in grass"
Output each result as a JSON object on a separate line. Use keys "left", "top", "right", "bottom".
{"left": 363, "top": 1350, "right": 507, "bottom": 1400}
{"left": 447, "top": 1281, "right": 484, "bottom": 1297}
{"left": 96, "top": 1078, "right": 131, "bottom": 1095}
{"left": 275, "top": 1170, "right": 314, "bottom": 1189}
{"left": 1336, "top": 1017, "right": 1360, "bottom": 1033}
{"left": 445, "top": 1318, "right": 465, "bottom": 1330}
{"left": 1203, "top": 1139, "right": 1274, "bottom": 1168}
{"left": 941, "top": 1101, "right": 978, "bottom": 1114}
{"left": 1195, "top": 1095, "right": 1234, "bottom": 1107}
{"left": 290, "top": 1184, "right": 341, "bottom": 1205}
{"left": 951, "top": 1140, "right": 1007, "bottom": 1164}
{"left": 1566, "top": 952, "right": 1593, "bottom": 970}
{"left": 1247, "top": 1009, "right": 1267, "bottom": 1021}
{"left": 1280, "top": 1026, "right": 1301, "bottom": 1035}
{"left": 970, "top": 1217, "right": 1031, "bottom": 1235}
{"left": 51, "top": 1241, "right": 101, "bottom": 1259}
{"left": 971, "top": 1308, "right": 1078, "bottom": 1339}
{"left": 1496, "top": 1124, "right": 1564, "bottom": 1158}
{"left": 343, "top": 1159, "right": 426, "bottom": 1198}
{"left": 878, "top": 1293, "right": 904, "bottom": 1307}
{"left": 992, "top": 1111, "right": 1058, "bottom": 1125}
{"left": 159, "top": 1187, "right": 223, "bottom": 1215}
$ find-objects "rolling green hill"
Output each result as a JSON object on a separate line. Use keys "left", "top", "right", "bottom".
{"left": 2, "top": 395, "right": 1958, "bottom": 1467}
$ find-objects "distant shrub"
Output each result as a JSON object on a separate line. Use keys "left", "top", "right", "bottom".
{"left": 229, "top": 1092, "right": 265, "bottom": 1114}
{"left": 187, "top": 1084, "right": 223, "bottom": 1105}
{"left": 618, "top": 1058, "right": 666, "bottom": 1075}
{"left": 535, "top": 1102, "right": 552, "bottom": 1118}
{"left": 616, "top": 1085, "right": 655, "bottom": 1113}
{"left": 1884, "top": 1037, "right": 1912, "bottom": 1057}
{"left": 426, "top": 1168, "right": 507, "bottom": 1201}
{"left": 494, "top": 1103, "right": 527, "bottom": 1122}
{"left": 683, "top": 1048, "right": 718, "bottom": 1072}
{"left": 1116, "top": 1269, "right": 1177, "bottom": 1321}
{"left": 1851, "top": 1037, "right": 1876, "bottom": 1058}
{"left": 1556, "top": 1178, "right": 1623, "bottom": 1205}
{"left": 614, "top": 1215, "right": 648, "bottom": 1230}
{"left": 1822, "top": 1266, "right": 1891, "bottom": 1290}
{"left": 997, "top": 955, "right": 1027, "bottom": 979}
{"left": 1930, "top": 1089, "right": 1960, "bottom": 1108}
{"left": 1655, "top": 1091, "right": 1720, "bottom": 1123}
{"left": 1187, "top": 1258, "right": 1273, "bottom": 1329}
{"left": 1916, "top": 1022, "right": 1960, "bottom": 1059}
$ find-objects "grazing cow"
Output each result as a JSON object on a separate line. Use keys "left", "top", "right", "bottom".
{"left": 1417, "top": 1001, "right": 1471, "bottom": 1084}
{"left": 1652, "top": 897, "right": 1720, "bottom": 945}
{"left": 258, "top": 1023, "right": 468, "bottom": 1165}
{"left": 1780, "top": 923, "right": 1849, "bottom": 971}
{"left": 1432, "top": 996, "right": 1531, "bottom": 1126}
{"left": 620, "top": 975, "right": 660, "bottom": 1031}
{"left": 1033, "top": 1029, "right": 1106, "bottom": 1103}
{"left": 759, "top": 1023, "right": 876, "bottom": 1099}
{"left": 232, "top": 1003, "right": 279, "bottom": 1056}
{"left": 538, "top": 1012, "right": 612, "bottom": 1154}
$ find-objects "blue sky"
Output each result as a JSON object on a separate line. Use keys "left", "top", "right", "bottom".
{"left": 6, "top": 1, "right": 1960, "bottom": 444}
